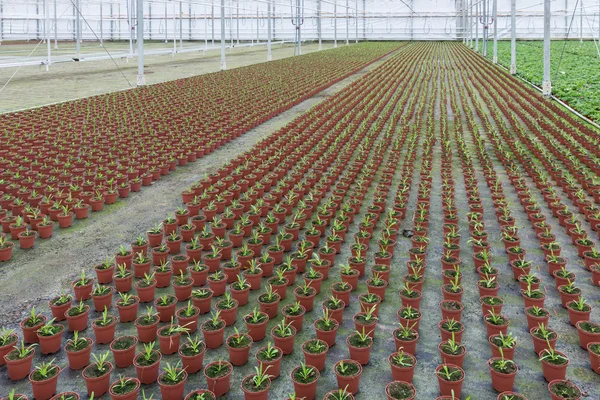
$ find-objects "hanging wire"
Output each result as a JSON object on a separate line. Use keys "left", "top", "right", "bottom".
{"left": 554, "top": 0, "right": 581, "bottom": 81}
{"left": 0, "top": 5, "right": 72, "bottom": 95}
{"left": 68, "top": 0, "right": 133, "bottom": 88}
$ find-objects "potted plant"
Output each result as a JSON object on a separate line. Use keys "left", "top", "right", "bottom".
{"left": 82, "top": 351, "right": 113, "bottom": 397}
{"left": 0, "top": 328, "right": 18, "bottom": 366}
{"left": 394, "top": 322, "right": 419, "bottom": 354}
{"left": 21, "top": 306, "right": 46, "bottom": 343}
{"left": 92, "top": 308, "right": 117, "bottom": 344}
{"left": 0, "top": 236, "right": 14, "bottom": 261}
{"left": 135, "top": 307, "right": 160, "bottom": 343}
{"left": 227, "top": 328, "right": 253, "bottom": 366}
{"left": 110, "top": 335, "right": 138, "bottom": 368}
{"left": 302, "top": 339, "right": 329, "bottom": 371}
{"left": 29, "top": 310, "right": 59, "bottom": 349}
{"left": 4, "top": 340, "right": 36, "bottom": 380}
{"left": 241, "top": 364, "right": 272, "bottom": 400}
{"left": 92, "top": 284, "right": 114, "bottom": 312}
{"left": 315, "top": 308, "right": 340, "bottom": 347}
{"left": 192, "top": 288, "right": 213, "bottom": 314}
{"left": 439, "top": 333, "right": 466, "bottom": 368}
{"left": 64, "top": 331, "right": 93, "bottom": 370}
{"left": 323, "top": 296, "right": 345, "bottom": 324}
{"left": 179, "top": 334, "right": 206, "bottom": 374}
{"left": 347, "top": 328, "right": 373, "bottom": 365}
{"left": 385, "top": 381, "right": 417, "bottom": 400}
{"left": 204, "top": 359, "right": 233, "bottom": 397}
{"left": 548, "top": 379, "right": 581, "bottom": 400}
{"left": 489, "top": 332, "right": 517, "bottom": 360}
{"left": 48, "top": 293, "right": 72, "bottom": 322}
{"left": 216, "top": 292, "right": 239, "bottom": 326}
{"left": 133, "top": 342, "right": 162, "bottom": 384}
{"left": 158, "top": 362, "right": 188, "bottom": 400}
{"left": 185, "top": 389, "right": 216, "bottom": 399}
{"left": 65, "top": 301, "right": 90, "bottom": 332}
{"left": 539, "top": 347, "right": 569, "bottom": 382}
{"left": 531, "top": 324, "right": 558, "bottom": 355}
{"left": 256, "top": 342, "right": 282, "bottom": 379}
{"left": 158, "top": 323, "right": 189, "bottom": 355}
{"left": 116, "top": 293, "right": 139, "bottom": 323}
{"left": 333, "top": 359, "right": 362, "bottom": 395}
{"left": 258, "top": 284, "right": 281, "bottom": 319}
{"left": 114, "top": 265, "right": 134, "bottom": 294}
{"left": 290, "top": 362, "right": 320, "bottom": 400}
{"left": 488, "top": 352, "right": 518, "bottom": 392}
{"left": 173, "top": 271, "right": 194, "bottom": 302}
{"left": 72, "top": 270, "right": 94, "bottom": 301}
{"left": 282, "top": 301, "right": 307, "bottom": 332}
{"left": 245, "top": 308, "right": 270, "bottom": 342}
{"left": 575, "top": 321, "right": 600, "bottom": 349}
{"left": 207, "top": 270, "right": 228, "bottom": 297}
{"left": 154, "top": 294, "right": 177, "bottom": 322}
{"left": 109, "top": 376, "right": 141, "bottom": 400}
{"left": 485, "top": 311, "right": 510, "bottom": 337}
{"left": 271, "top": 318, "right": 297, "bottom": 355}
{"left": 436, "top": 364, "right": 465, "bottom": 398}
{"left": 397, "top": 306, "right": 422, "bottom": 331}
{"left": 389, "top": 350, "right": 416, "bottom": 383}
{"left": 201, "top": 311, "right": 226, "bottom": 349}
{"left": 566, "top": 297, "right": 591, "bottom": 326}
{"left": 29, "top": 359, "right": 61, "bottom": 400}
{"left": 231, "top": 275, "right": 251, "bottom": 306}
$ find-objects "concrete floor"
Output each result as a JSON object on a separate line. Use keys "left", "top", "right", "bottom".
{"left": 0, "top": 41, "right": 336, "bottom": 113}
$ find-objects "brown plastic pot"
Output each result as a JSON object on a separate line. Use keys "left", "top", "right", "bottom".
{"left": 65, "top": 338, "right": 93, "bottom": 370}
{"left": 134, "top": 351, "right": 162, "bottom": 384}
{"left": 109, "top": 377, "right": 140, "bottom": 400}
{"left": 204, "top": 360, "right": 233, "bottom": 397}
{"left": 158, "top": 370, "right": 187, "bottom": 400}
{"left": 82, "top": 362, "right": 113, "bottom": 397}
{"left": 333, "top": 359, "right": 362, "bottom": 395}
{"left": 29, "top": 366, "right": 61, "bottom": 400}
{"left": 110, "top": 336, "right": 138, "bottom": 368}
{"left": 436, "top": 364, "right": 465, "bottom": 398}
{"left": 291, "top": 365, "right": 320, "bottom": 400}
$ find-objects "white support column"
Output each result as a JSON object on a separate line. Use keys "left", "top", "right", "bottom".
{"left": 468, "top": 0, "right": 472, "bottom": 47}
{"left": 256, "top": 6, "right": 259, "bottom": 44}
{"left": 267, "top": 0, "right": 272, "bottom": 60}
{"left": 100, "top": 1, "right": 104, "bottom": 46}
{"left": 230, "top": 2, "right": 233, "bottom": 48}
{"left": 45, "top": 0, "right": 51, "bottom": 70}
{"left": 295, "top": 0, "right": 301, "bottom": 55}
{"left": 130, "top": 0, "right": 135, "bottom": 57}
{"left": 54, "top": 0, "right": 58, "bottom": 48}
{"left": 179, "top": 1, "right": 183, "bottom": 50}
{"left": 355, "top": 0, "right": 358, "bottom": 43}
{"left": 543, "top": 0, "right": 551, "bottom": 96}
{"left": 334, "top": 0, "right": 337, "bottom": 48}
{"left": 493, "top": 0, "right": 497, "bottom": 63}
{"left": 164, "top": 3, "right": 168, "bottom": 43}
{"left": 173, "top": 1, "right": 177, "bottom": 54}
{"left": 318, "top": 0, "right": 322, "bottom": 49}
{"left": 475, "top": 0, "right": 479, "bottom": 52}
{"left": 76, "top": 0, "right": 81, "bottom": 57}
{"left": 236, "top": 0, "right": 239, "bottom": 45}
{"left": 212, "top": 5, "right": 215, "bottom": 46}
{"left": 221, "top": 0, "right": 226, "bottom": 70}
{"left": 363, "top": 0, "right": 366, "bottom": 40}
{"left": 510, "top": 0, "right": 516, "bottom": 74}
{"left": 205, "top": 6, "right": 208, "bottom": 50}
{"left": 580, "top": 0, "right": 583, "bottom": 42}
{"left": 345, "top": 0, "right": 349, "bottom": 45}
{"left": 137, "top": 0, "right": 145, "bottom": 86}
